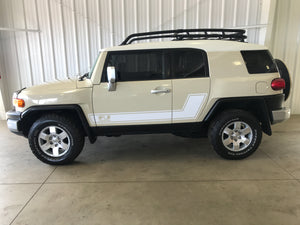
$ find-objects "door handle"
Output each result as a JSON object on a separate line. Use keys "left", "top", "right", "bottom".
{"left": 151, "top": 89, "right": 170, "bottom": 94}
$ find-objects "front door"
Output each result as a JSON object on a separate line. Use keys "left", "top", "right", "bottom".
{"left": 92, "top": 49, "right": 172, "bottom": 126}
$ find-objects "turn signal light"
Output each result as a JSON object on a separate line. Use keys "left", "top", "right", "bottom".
{"left": 271, "top": 78, "right": 285, "bottom": 91}
{"left": 13, "top": 98, "right": 25, "bottom": 108}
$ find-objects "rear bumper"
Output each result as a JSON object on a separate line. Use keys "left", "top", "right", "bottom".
{"left": 6, "top": 110, "right": 23, "bottom": 135}
{"left": 272, "top": 107, "right": 290, "bottom": 124}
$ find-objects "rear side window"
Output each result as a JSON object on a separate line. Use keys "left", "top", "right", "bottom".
{"left": 241, "top": 50, "right": 278, "bottom": 74}
{"left": 170, "top": 49, "right": 208, "bottom": 78}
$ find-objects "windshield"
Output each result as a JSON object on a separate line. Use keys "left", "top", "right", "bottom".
{"left": 88, "top": 51, "right": 102, "bottom": 78}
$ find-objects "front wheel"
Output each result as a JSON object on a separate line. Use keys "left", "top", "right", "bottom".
{"left": 28, "top": 114, "right": 85, "bottom": 165}
{"left": 208, "top": 110, "right": 262, "bottom": 160}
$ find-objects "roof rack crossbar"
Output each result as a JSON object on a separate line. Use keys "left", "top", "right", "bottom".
{"left": 121, "top": 29, "right": 246, "bottom": 45}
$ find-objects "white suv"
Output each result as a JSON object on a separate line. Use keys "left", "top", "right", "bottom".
{"left": 6, "top": 29, "right": 291, "bottom": 164}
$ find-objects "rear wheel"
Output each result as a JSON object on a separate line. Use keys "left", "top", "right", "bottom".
{"left": 209, "top": 110, "right": 262, "bottom": 159}
{"left": 28, "top": 114, "right": 84, "bottom": 165}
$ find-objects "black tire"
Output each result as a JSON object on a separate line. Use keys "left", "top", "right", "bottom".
{"left": 208, "top": 110, "right": 262, "bottom": 160}
{"left": 28, "top": 114, "right": 85, "bottom": 165}
{"left": 274, "top": 59, "right": 291, "bottom": 101}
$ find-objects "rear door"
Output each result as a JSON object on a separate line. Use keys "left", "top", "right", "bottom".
{"left": 169, "top": 49, "right": 210, "bottom": 123}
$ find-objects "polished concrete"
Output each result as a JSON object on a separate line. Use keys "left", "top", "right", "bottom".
{"left": 0, "top": 116, "right": 300, "bottom": 225}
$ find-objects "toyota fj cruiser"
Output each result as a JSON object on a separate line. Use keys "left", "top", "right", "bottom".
{"left": 6, "top": 29, "right": 291, "bottom": 165}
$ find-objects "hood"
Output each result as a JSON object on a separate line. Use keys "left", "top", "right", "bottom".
{"left": 22, "top": 79, "right": 77, "bottom": 95}
{"left": 14, "top": 78, "right": 93, "bottom": 112}
{"left": 16, "top": 79, "right": 78, "bottom": 111}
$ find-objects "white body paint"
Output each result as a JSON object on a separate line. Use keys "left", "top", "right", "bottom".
{"left": 90, "top": 93, "right": 207, "bottom": 125}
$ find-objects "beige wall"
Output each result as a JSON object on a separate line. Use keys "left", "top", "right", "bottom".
{"left": 0, "top": 91, "right": 6, "bottom": 120}
{"left": 0, "top": 45, "right": 8, "bottom": 119}
{"left": 266, "top": 0, "right": 300, "bottom": 114}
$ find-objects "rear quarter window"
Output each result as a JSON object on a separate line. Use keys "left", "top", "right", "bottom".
{"left": 169, "top": 49, "right": 209, "bottom": 79}
{"left": 241, "top": 50, "right": 278, "bottom": 74}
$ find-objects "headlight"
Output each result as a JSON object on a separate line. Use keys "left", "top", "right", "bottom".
{"left": 13, "top": 93, "right": 25, "bottom": 108}
{"left": 12, "top": 88, "right": 26, "bottom": 108}
{"left": 13, "top": 98, "right": 25, "bottom": 108}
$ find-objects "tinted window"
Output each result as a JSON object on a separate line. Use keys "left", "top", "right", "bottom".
{"left": 170, "top": 49, "right": 208, "bottom": 78}
{"left": 241, "top": 50, "right": 278, "bottom": 74}
{"left": 102, "top": 50, "right": 168, "bottom": 82}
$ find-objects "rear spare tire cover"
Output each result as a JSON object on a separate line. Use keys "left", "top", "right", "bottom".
{"left": 274, "top": 59, "right": 291, "bottom": 101}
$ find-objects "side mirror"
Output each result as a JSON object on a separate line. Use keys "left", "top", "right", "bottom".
{"left": 107, "top": 66, "right": 116, "bottom": 91}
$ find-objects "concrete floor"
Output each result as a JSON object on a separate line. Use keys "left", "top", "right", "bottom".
{"left": 0, "top": 116, "right": 300, "bottom": 225}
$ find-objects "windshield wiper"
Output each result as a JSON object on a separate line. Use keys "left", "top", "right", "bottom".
{"left": 78, "top": 72, "right": 89, "bottom": 81}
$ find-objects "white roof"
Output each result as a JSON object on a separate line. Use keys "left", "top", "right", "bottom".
{"left": 105, "top": 40, "right": 268, "bottom": 52}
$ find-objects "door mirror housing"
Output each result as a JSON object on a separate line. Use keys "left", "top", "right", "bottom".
{"left": 107, "top": 66, "right": 116, "bottom": 91}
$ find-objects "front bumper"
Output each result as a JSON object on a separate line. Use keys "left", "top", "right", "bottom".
{"left": 272, "top": 107, "right": 290, "bottom": 124}
{"left": 6, "top": 110, "right": 23, "bottom": 135}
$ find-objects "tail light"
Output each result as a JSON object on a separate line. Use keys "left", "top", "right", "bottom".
{"left": 13, "top": 98, "right": 25, "bottom": 108}
{"left": 271, "top": 78, "right": 285, "bottom": 91}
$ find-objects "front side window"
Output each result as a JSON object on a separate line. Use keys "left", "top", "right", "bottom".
{"left": 241, "top": 50, "right": 278, "bottom": 74}
{"left": 170, "top": 49, "right": 208, "bottom": 78}
{"left": 102, "top": 50, "right": 168, "bottom": 82}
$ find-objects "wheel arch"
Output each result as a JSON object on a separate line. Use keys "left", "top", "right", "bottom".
{"left": 20, "top": 104, "right": 97, "bottom": 143}
{"left": 204, "top": 97, "right": 272, "bottom": 136}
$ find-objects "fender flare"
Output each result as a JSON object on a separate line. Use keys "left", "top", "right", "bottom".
{"left": 204, "top": 97, "right": 273, "bottom": 136}
{"left": 21, "top": 104, "right": 97, "bottom": 143}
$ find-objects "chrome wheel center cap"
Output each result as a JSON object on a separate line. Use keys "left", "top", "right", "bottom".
{"left": 49, "top": 135, "right": 60, "bottom": 145}
{"left": 232, "top": 132, "right": 241, "bottom": 138}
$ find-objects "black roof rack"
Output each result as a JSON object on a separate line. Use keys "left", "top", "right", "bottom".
{"left": 120, "top": 29, "right": 247, "bottom": 45}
